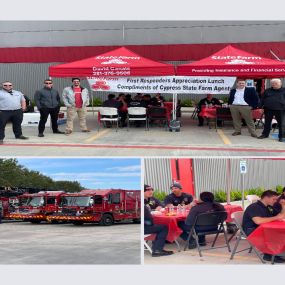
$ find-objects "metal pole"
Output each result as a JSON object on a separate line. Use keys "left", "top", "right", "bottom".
{"left": 172, "top": 93, "right": 177, "bottom": 121}
{"left": 226, "top": 158, "right": 231, "bottom": 204}
{"left": 122, "top": 23, "right": 125, "bottom": 44}
{"left": 241, "top": 174, "right": 245, "bottom": 209}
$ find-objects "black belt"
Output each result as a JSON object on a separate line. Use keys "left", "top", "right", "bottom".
{"left": 231, "top": 105, "right": 249, "bottom": 107}
{"left": 0, "top": 109, "right": 22, "bottom": 112}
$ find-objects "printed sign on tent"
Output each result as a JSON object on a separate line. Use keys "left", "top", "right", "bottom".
{"left": 87, "top": 76, "right": 236, "bottom": 94}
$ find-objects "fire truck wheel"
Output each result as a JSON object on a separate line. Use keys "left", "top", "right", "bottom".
{"left": 30, "top": 220, "right": 41, "bottom": 224}
{"left": 100, "top": 214, "right": 114, "bottom": 226}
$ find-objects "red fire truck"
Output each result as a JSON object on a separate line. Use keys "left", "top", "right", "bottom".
{"left": 6, "top": 191, "right": 65, "bottom": 223}
{"left": 0, "top": 187, "right": 43, "bottom": 221}
{"left": 47, "top": 189, "right": 141, "bottom": 226}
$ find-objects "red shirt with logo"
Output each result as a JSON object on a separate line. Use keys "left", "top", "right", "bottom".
{"left": 74, "top": 87, "right": 83, "bottom": 108}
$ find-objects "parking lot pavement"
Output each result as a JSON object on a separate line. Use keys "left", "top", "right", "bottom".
{"left": 144, "top": 235, "right": 265, "bottom": 265}
{"left": 0, "top": 221, "right": 141, "bottom": 264}
{"left": 1, "top": 110, "right": 285, "bottom": 157}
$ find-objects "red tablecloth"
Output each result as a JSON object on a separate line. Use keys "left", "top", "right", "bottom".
{"left": 223, "top": 204, "right": 243, "bottom": 223}
{"left": 247, "top": 221, "right": 285, "bottom": 255}
{"left": 150, "top": 204, "right": 242, "bottom": 242}
{"left": 152, "top": 213, "right": 186, "bottom": 242}
{"left": 199, "top": 106, "right": 263, "bottom": 120}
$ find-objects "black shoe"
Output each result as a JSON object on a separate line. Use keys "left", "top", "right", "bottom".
{"left": 16, "top": 135, "right": 28, "bottom": 140}
{"left": 232, "top": 132, "right": 241, "bottom": 136}
{"left": 53, "top": 130, "right": 64, "bottom": 134}
{"left": 279, "top": 138, "right": 284, "bottom": 142}
{"left": 199, "top": 241, "right": 207, "bottom": 247}
{"left": 152, "top": 250, "right": 174, "bottom": 257}
{"left": 263, "top": 254, "right": 285, "bottom": 263}
{"left": 0, "top": 140, "right": 3, "bottom": 145}
{"left": 258, "top": 135, "right": 268, "bottom": 139}
{"left": 198, "top": 124, "right": 203, "bottom": 127}
{"left": 38, "top": 133, "right": 44, "bottom": 137}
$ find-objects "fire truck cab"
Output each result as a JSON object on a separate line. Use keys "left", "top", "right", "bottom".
{"left": 7, "top": 191, "right": 65, "bottom": 223}
{"left": 48, "top": 189, "right": 141, "bottom": 226}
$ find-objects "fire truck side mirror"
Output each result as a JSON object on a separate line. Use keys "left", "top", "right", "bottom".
{"left": 89, "top": 199, "right": 94, "bottom": 206}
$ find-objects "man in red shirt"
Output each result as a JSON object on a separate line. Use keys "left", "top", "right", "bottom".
{"left": 62, "top": 78, "right": 90, "bottom": 135}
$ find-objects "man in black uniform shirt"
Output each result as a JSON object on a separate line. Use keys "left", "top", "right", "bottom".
{"left": 242, "top": 190, "right": 285, "bottom": 263}
{"left": 197, "top": 94, "right": 222, "bottom": 126}
{"left": 164, "top": 182, "right": 193, "bottom": 207}
{"left": 178, "top": 192, "right": 225, "bottom": 248}
{"left": 144, "top": 205, "right": 174, "bottom": 257}
{"left": 144, "top": 184, "right": 163, "bottom": 210}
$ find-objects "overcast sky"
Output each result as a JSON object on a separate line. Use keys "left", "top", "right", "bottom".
{"left": 17, "top": 158, "right": 141, "bottom": 190}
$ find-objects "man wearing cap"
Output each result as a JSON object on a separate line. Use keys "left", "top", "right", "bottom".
{"left": 228, "top": 78, "right": 259, "bottom": 137}
{"left": 62, "top": 78, "right": 90, "bottom": 135}
{"left": 0, "top": 81, "right": 29, "bottom": 144}
{"left": 164, "top": 182, "right": 193, "bottom": 207}
{"left": 178, "top": 192, "right": 225, "bottom": 249}
{"left": 144, "top": 184, "right": 163, "bottom": 211}
{"left": 144, "top": 205, "right": 174, "bottom": 257}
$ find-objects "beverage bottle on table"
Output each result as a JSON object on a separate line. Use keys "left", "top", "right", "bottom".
{"left": 177, "top": 204, "right": 181, "bottom": 214}
{"left": 170, "top": 205, "right": 174, "bottom": 213}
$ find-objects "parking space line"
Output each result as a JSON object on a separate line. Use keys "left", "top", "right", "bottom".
{"left": 84, "top": 129, "right": 110, "bottom": 143}
{"left": 217, "top": 129, "right": 231, "bottom": 145}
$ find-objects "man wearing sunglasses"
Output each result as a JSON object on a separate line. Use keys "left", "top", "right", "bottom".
{"left": 34, "top": 79, "right": 64, "bottom": 137}
{"left": 0, "top": 81, "right": 28, "bottom": 144}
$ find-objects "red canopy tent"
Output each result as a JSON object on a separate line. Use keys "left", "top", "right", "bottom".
{"left": 177, "top": 45, "right": 285, "bottom": 78}
{"left": 49, "top": 46, "right": 175, "bottom": 77}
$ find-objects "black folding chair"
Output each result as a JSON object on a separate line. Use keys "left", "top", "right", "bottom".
{"left": 229, "top": 211, "right": 265, "bottom": 263}
{"left": 215, "top": 107, "right": 233, "bottom": 131}
{"left": 183, "top": 211, "right": 231, "bottom": 257}
{"left": 148, "top": 107, "right": 168, "bottom": 130}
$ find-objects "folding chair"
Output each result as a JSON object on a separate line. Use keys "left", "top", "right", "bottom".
{"left": 144, "top": 234, "right": 153, "bottom": 255}
{"left": 191, "top": 105, "right": 199, "bottom": 119}
{"left": 215, "top": 107, "right": 233, "bottom": 131}
{"left": 147, "top": 107, "right": 168, "bottom": 130}
{"left": 183, "top": 211, "right": 231, "bottom": 257}
{"left": 229, "top": 211, "right": 265, "bottom": 263}
{"left": 98, "top": 107, "right": 120, "bottom": 132}
{"left": 127, "top": 107, "right": 148, "bottom": 131}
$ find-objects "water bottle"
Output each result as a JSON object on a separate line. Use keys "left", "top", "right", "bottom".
{"left": 170, "top": 205, "right": 174, "bottom": 214}
{"left": 181, "top": 205, "right": 186, "bottom": 215}
{"left": 177, "top": 204, "right": 181, "bottom": 214}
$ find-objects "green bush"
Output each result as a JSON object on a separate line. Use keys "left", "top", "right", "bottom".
{"left": 92, "top": 98, "right": 103, "bottom": 106}
{"left": 214, "top": 191, "right": 227, "bottom": 202}
{"left": 230, "top": 190, "right": 242, "bottom": 201}
{"left": 153, "top": 191, "right": 168, "bottom": 202}
{"left": 180, "top": 99, "right": 194, "bottom": 107}
{"left": 276, "top": 185, "right": 284, "bottom": 194}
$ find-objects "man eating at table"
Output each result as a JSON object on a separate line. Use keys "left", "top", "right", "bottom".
{"left": 197, "top": 94, "right": 222, "bottom": 127}
{"left": 144, "top": 184, "right": 163, "bottom": 211}
{"left": 144, "top": 205, "right": 174, "bottom": 257}
{"left": 164, "top": 182, "right": 193, "bottom": 207}
{"left": 178, "top": 191, "right": 225, "bottom": 248}
{"left": 242, "top": 190, "right": 285, "bottom": 263}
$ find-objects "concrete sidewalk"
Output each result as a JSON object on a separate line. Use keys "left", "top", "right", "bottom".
{"left": 1, "top": 109, "right": 284, "bottom": 157}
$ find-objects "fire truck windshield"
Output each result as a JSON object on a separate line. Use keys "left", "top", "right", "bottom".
{"left": 72, "top": 196, "right": 91, "bottom": 207}
{"left": 26, "top": 197, "right": 45, "bottom": 207}
{"left": 60, "top": 196, "right": 74, "bottom": 206}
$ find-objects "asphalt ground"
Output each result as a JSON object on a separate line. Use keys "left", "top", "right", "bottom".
{"left": 0, "top": 221, "right": 140, "bottom": 264}
{"left": 1, "top": 108, "right": 285, "bottom": 157}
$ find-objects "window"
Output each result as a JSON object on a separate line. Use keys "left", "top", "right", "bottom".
{"left": 94, "top": 195, "right": 103, "bottom": 204}
{"left": 113, "top": 193, "right": 120, "bottom": 204}
{"left": 47, "top": 197, "right": 56, "bottom": 205}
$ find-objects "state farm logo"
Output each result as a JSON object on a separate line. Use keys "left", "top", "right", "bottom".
{"left": 225, "top": 59, "right": 254, "bottom": 65}
{"left": 91, "top": 80, "right": 110, "bottom": 90}
{"left": 101, "top": 58, "right": 128, "bottom": 65}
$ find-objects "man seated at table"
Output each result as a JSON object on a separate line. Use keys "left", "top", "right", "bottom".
{"left": 197, "top": 94, "right": 222, "bottom": 126}
{"left": 144, "top": 205, "right": 174, "bottom": 257}
{"left": 178, "top": 191, "right": 225, "bottom": 248}
{"left": 164, "top": 182, "right": 193, "bottom": 207}
{"left": 144, "top": 184, "right": 163, "bottom": 210}
{"left": 242, "top": 190, "right": 285, "bottom": 263}
{"left": 102, "top": 94, "right": 123, "bottom": 127}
